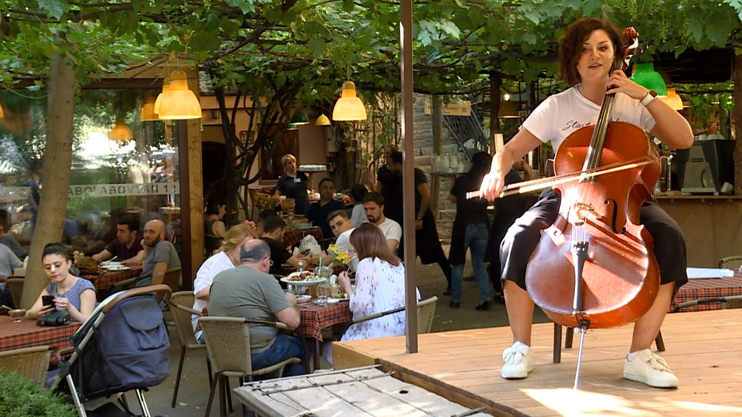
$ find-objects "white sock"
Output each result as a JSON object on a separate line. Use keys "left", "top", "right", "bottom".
{"left": 626, "top": 351, "right": 639, "bottom": 361}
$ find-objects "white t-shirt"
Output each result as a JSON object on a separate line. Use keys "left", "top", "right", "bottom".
{"left": 375, "top": 218, "right": 402, "bottom": 246}
{"left": 192, "top": 251, "right": 235, "bottom": 338}
{"left": 336, "top": 228, "right": 359, "bottom": 271}
{"left": 522, "top": 86, "right": 656, "bottom": 154}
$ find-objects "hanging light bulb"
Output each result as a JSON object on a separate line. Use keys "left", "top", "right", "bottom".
{"left": 154, "top": 77, "right": 171, "bottom": 115}
{"left": 660, "top": 88, "right": 683, "bottom": 111}
{"left": 109, "top": 118, "right": 133, "bottom": 141}
{"left": 503, "top": 93, "right": 511, "bottom": 101}
{"left": 332, "top": 81, "right": 367, "bottom": 121}
{"left": 140, "top": 96, "right": 159, "bottom": 121}
{"left": 315, "top": 114, "right": 331, "bottom": 126}
{"left": 158, "top": 70, "right": 202, "bottom": 119}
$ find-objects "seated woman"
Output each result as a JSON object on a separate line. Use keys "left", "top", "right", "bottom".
{"left": 349, "top": 184, "right": 368, "bottom": 227}
{"left": 204, "top": 200, "right": 227, "bottom": 238}
{"left": 192, "top": 223, "right": 256, "bottom": 343}
{"left": 324, "top": 223, "right": 420, "bottom": 364}
{"left": 27, "top": 243, "right": 96, "bottom": 322}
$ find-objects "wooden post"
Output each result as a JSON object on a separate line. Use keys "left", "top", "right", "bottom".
{"left": 733, "top": 53, "right": 742, "bottom": 196}
{"left": 401, "top": 0, "right": 418, "bottom": 354}
{"left": 430, "top": 95, "right": 443, "bottom": 219}
{"left": 489, "top": 73, "right": 502, "bottom": 155}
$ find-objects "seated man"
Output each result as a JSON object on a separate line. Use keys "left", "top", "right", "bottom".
{"left": 305, "top": 178, "right": 346, "bottom": 240}
{"left": 254, "top": 209, "right": 277, "bottom": 238}
{"left": 92, "top": 214, "right": 144, "bottom": 266}
{"left": 326, "top": 210, "right": 358, "bottom": 271}
{"left": 0, "top": 209, "right": 26, "bottom": 259}
{"left": 260, "top": 215, "right": 301, "bottom": 275}
{"left": 363, "top": 192, "right": 402, "bottom": 253}
{"left": 208, "top": 239, "right": 308, "bottom": 376}
{"left": 136, "top": 219, "right": 181, "bottom": 287}
{"left": 0, "top": 230, "right": 22, "bottom": 278}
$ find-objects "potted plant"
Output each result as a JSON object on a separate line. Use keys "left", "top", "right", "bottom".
{"left": 0, "top": 371, "right": 77, "bottom": 417}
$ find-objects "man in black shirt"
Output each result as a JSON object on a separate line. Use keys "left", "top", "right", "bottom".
{"left": 305, "top": 178, "right": 346, "bottom": 240}
{"left": 260, "top": 215, "right": 301, "bottom": 275}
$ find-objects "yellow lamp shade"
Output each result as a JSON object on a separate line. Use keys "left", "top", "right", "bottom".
{"left": 0, "top": 102, "right": 4, "bottom": 119}
{"left": 158, "top": 70, "right": 202, "bottom": 120}
{"left": 140, "top": 98, "right": 159, "bottom": 121}
{"left": 109, "top": 119, "right": 133, "bottom": 141}
{"left": 332, "top": 81, "right": 367, "bottom": 121}
{"left": 316, "top": 114, "right": 331, "bottom": 126}
{"left": 153, "top": 77, "right": 171, "bottom": 115}
{"left": 660, "top": 88, "right": 683, "bottom": 111}
{"left": 498, "top": 101, "right": 520, "bottom": 118}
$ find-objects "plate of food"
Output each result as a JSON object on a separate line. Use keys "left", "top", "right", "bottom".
{"left": 280, "top": 271, "right": 327, "bottom": 287}
{"left": 105, "top": 265, "right": 130, "bottom": 271}
{"left": 296, "top": 295, "right": 312, "bottom": 303}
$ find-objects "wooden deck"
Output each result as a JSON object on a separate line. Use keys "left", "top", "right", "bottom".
{"left": 333, "top": 309, "right": 742, "bottom": 417}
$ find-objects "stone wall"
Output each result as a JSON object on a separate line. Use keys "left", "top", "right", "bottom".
{"left": 411, "top": 94, "right": 462, "bottom": 244}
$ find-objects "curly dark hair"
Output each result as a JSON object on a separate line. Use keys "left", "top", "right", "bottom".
{"left": 558, "top": 17, "right": 624, "bottom": 86}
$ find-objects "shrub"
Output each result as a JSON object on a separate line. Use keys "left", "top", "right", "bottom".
{"left": 0, "top": 371, "right": 77, "bottom": 417}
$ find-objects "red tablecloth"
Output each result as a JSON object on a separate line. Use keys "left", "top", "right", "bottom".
{"left": 0, "top": 315, "right": 81, "bottom": 352}
{"left": 283, "top": 228, "right": 323, "bottom": 249}
{"left": 297, "top": 300, "right": 352, "bottom": 341}
{"left": 670, "top": 272, "right": 742, "bottom": 312}
{"left": 82, "top": 267, "right": 142, "bottom": 291}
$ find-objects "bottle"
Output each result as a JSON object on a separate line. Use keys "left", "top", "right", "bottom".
{"left": 297, "top": 256, "right": 304, "bottom": 272}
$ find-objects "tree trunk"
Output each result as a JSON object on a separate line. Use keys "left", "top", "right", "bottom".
{"left": 733, "top": 53, "right": 742, "bottom": 196}
{"left": 20, "top": 51, "right": 76, "bottom": 308}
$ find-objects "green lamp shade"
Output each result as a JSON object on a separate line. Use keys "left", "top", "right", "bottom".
{"left": 630, "top": 63, "right": 667, "bottom": 97}
{"left": 287, "top": 122, "right": 300, "bottom": 131}
{"left": 290, "top": 109, "right": 310, "bottom": 125}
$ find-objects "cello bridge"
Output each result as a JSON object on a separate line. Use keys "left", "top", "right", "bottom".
{"left": 571, "top": 202, "right": 598, "bottom": 226}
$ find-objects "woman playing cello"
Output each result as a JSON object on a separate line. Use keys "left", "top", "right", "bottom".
{"left": 479, "top": 17, "right": 692, "bottom": 388}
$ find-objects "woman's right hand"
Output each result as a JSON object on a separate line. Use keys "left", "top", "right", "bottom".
{"left": 479, "top": 166, "right": 507, "bottom": 201}
{"left": 338, "top": 271, "right": 352, "bottom": 294}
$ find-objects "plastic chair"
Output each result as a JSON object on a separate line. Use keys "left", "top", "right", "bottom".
{"left": 199, "top": 316, "right": 304, "bottom": 417}
{"left": 167, "top": 292, "right": 211, "bottom": 408}
{"left": 0, "top": 346, "right": 52, "bottom": 384}
{"left": 718, "top": 255, "right": 742, "bottom": 270}
{"left": 8, "top": 278, "right": 23, "bottom": 308}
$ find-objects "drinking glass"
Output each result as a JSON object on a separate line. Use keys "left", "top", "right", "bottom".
{"left": 288, "top": 209, "right": 295, "bottom": 230}
{"left": 316, "top": 282, "right": 329, "bottom": 307}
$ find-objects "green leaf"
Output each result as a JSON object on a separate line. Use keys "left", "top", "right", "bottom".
{"left": 37, "top": 0, "right": 68, "bottom": 19}
{"left": 307, "top": 38, "right": 326, "bottom": 56}
{"left": 342, "top": 0, "right": 355, "bottom": 13}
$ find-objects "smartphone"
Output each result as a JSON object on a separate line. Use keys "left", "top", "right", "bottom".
{"left": 42, "top": 295, "right": 55, "bottom": 308}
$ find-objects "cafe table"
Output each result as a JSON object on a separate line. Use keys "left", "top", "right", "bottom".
{"left": 82, "top": 267, "right": 142, "bottom": 292}
{"left": 0, "top": 315, "right": 81, "bottom": 352}
{"left": 670, "top": 271, "right": 742, "bottom": 313}
{"left": 297, "top": 299, "right": 353, "bottom": 369}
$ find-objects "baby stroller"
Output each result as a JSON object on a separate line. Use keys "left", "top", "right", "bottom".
{"left": 52, "top": 284, "right": 172, "bottom": 417}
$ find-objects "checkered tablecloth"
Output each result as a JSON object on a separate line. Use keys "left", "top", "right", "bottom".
{"left": 670, "top": 272, "right": 742, "bottom": 312}
{"left": 0, "top": 316, "right": 81, "bottom": 352}
{"left": 283, "top": 228, "right": 323, "bottom": 249}
{"left": 82, "top": 267, "right": 142, "bottom": 291}
{"left": 298, "top": 301, "right": 352, "bottom": 341}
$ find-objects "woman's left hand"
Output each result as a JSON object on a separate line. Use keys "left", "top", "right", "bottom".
{"left": 53, "top": 297, "right": 70, "bottom": 312}
{"left": 606, "top": 70, "right": 647, "bottom": 100}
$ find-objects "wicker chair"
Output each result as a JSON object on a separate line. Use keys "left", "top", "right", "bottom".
{"left": 0, "top": 346, "right": 52, "bottom": 384}
{"left": 168, "top": 292, "right": 211, "bottom": 409}
{"left": 199, "top": 316, "right": 303, "bottom": 417}
{"left": 8, "top": 278, "right": 23, "bottom": 308}
{"left": 352, "top": 296, "right": 438, "bottom": 334}
{"left": 718, "top": 256, "right": 742, "bottom": 270}
{"left": 113, "top": 266, "right": 181, "bottom": 300}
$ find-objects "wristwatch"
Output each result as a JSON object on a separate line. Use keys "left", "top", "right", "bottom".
{"left": 640, "top": 89, "right": 658, "bottom": 107}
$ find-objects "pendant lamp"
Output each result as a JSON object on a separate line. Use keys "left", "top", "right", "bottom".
{"left": 315, "top": 114, "right": 331, "bottom": 126}
{"left": 660, "top": 88, "right": 683, "bottom": 111}
{"left": 630, "top": 63, "right": 667, "bottom": 97}
{"left": 153, "top": 77, "right": 171, "bottom": 115}
{"left": 109, "top": 118, "right": 133, "bottom": 141}
{"left": 332, "top": 81, "right": 367, "bottom": 121}
{"left": 287, "top": 123, "right": 300, "bottom": 131}
{"left": 0, "top": 103, "right": 4, "bottom": 119}
{"left": 158, "top": 70, "right": 202, "bottom": 120}
{"left": 498, "top": 101, "right": 520, "bottom": 118}
{"left": 290, "top": 109, "right": 310, "bottom": 125}
{"left": 140, "top": 97, "right": 159, "bottom": 121}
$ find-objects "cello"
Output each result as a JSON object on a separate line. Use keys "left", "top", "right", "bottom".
{"left": 524, "top": 28, "right": 661, "bottom": 335}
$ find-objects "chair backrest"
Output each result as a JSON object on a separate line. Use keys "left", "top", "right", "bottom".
{"left": 169, "top": 291, "right": 198, "bottom": 347}
{"left": 0, "top": 346, "right": 51, "bottom": 384}
{"left": 8, "top": 278, "right": 23, "bottom": 309}
{"left": 417, "top": 296, "right": 438, "bottom": 334}
{"left": 158, "top": 267, "right": 182, "bottom": 303}
{"left": 199, "top": 316, "right": 252, "bottom": 376}
{"left": 718, "top": 256, "right": 742, "bottom": 270}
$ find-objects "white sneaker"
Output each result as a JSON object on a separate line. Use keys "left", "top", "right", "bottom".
{"left": 623, "top": 349, "right": 678, "bottom": 388}
{"left": 501, "top": 341, "right": 534, "bottom": 379}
